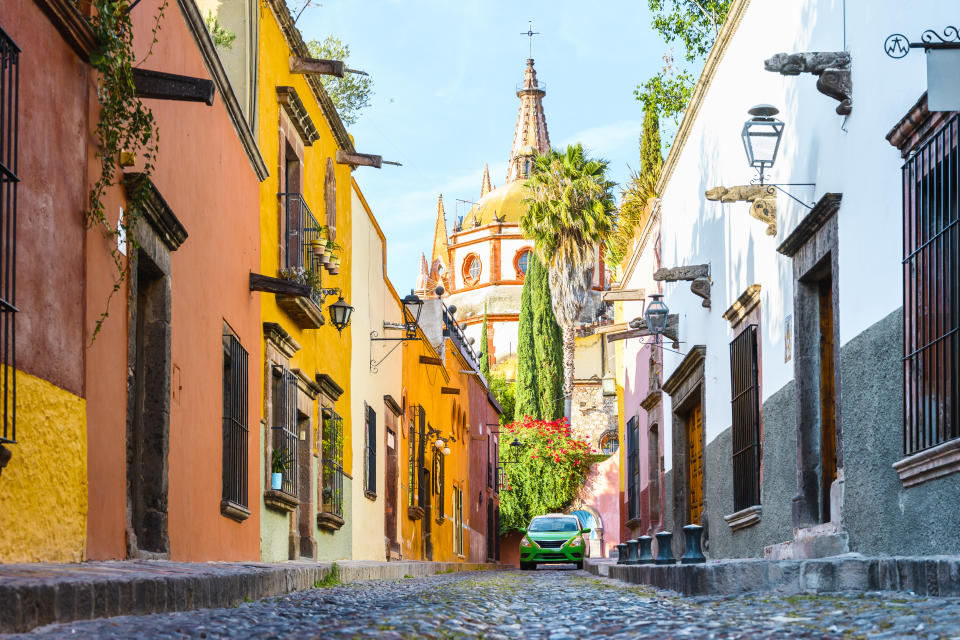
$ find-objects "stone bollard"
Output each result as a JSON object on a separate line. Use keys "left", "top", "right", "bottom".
{"left": 654, "top": 531, "right": 676, "bottom": 565}
{"left": 616, "top": 543, "right": 628, "bottom": 564}
{"left": 681, "top": 524, "right": 706, "bottom": 564}
{"left": 625, "top": 538, "right": 640, "bottom": 565}
{"left": 637, "top": 535, "right": 654, "bottom": 564}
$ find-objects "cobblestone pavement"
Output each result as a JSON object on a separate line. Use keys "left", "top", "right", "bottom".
{"left": 10, "top": 567, "right": 960, "bottom": 639}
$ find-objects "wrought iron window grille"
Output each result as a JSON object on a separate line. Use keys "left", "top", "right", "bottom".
{"left": 322, "top": 407, "right": 345, "bottom": 517}
{"left": 271, "top": 365, "right": 299, "bottom": 497}
{"left": 729, "top": 325, "right": 762, "bottom": 511}
{"left": 222, "top": 334, "right": 249, "bottom": 509}
{"left": 0, "top": 28, "right": 19, "bottom": 448}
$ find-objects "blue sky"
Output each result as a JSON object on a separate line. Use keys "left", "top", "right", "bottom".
{"left": 298, "top": 1, "right": 665, "bottom": 291}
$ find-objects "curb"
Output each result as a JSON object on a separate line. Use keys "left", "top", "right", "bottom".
{"left": 585, "top": 555, "right": 960, "bottom": 597}
{"left": 0, "top": 560, "right": 503, "bottom": 634}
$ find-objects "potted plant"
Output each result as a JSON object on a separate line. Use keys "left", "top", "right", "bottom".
{"left": 324, "top": 240, "right": 337, "bottom": 263}
{"left": 312, "top": 224, "right": 329, "bottom": 259}
{"left": 271, "top": 447, "right": 293, "bottom": 490}
{"left": 328, "top": 253, "right": 339, "bottom": 275}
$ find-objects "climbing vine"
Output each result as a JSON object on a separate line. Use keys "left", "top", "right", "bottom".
{"left": 498, "top": 417, "right": 604, "bottom": 533}
{"left": 86, "top": 0, "right": 167, "bottom": 340}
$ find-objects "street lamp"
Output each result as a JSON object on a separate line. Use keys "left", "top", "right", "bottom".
{"left": 741, "top": 104, "right": 784, "bottom": 185}
{"left": 644, "top": 294, "right": 669, "bottom": 339}
{"left": 328, "top": 295, "right": 354, "bottom": 334}
{"left": 401, "top": 291, "right": 424, "bottom": 339}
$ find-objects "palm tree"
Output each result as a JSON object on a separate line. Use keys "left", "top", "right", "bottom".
{"left": 521, "top": 143, "right": 617, "bottom": 419}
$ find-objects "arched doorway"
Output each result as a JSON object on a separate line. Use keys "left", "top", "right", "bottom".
{"left": 569, "top": 507, "right": 604, "bottom": 558}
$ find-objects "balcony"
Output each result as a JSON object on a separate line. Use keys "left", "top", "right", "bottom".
{"left": 276, "top": 193, "right": 327, "bottom": 329}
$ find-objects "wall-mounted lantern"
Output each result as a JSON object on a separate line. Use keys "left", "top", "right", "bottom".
{"left": 643, "top": 294, "right": 670, "bottom": 339}
{"left": 741, "top": 104, "right": 784, "bottom": 185}
{"left": 328, "top": 295, "right": 354, "bottom": 334}
{"left": 372, "top": 290, "right": 423, "bottom": 343}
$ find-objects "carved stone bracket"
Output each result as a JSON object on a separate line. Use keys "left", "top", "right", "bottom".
{"left": 764, "top": 51, "right": 852, "bottom": 115}
{"left": 626, "top": 314, "right": 680, "bottom": 349}
{"left": 653, "top": 264, "right": 711, "bottom": 309}
{"left": 705, "top": 185, "right": 777, "bottom": 236}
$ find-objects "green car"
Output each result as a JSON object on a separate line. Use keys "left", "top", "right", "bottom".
{"left": 518, "top": 514, "right": 591, "bottom": 570}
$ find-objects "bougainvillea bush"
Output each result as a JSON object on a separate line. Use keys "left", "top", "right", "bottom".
{"left": 498, "top": 416, "right": 604, "bottom": 533}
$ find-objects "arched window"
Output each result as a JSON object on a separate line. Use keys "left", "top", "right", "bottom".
{"left": 599, "top": 429, "right": 619, "bottom": 454}
{"left": 515, "top": 249, "right": 532, "bottom": 278}
{"left": 462, "top": 253, "right": 481, "bottom": 286}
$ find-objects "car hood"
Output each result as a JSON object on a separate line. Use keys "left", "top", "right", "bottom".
{"left": 527, "top": 531, "right": 580, "bottom": 541}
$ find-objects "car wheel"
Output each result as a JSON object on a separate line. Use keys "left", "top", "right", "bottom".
{"left": 520, "top": 562, "right": 533, "bottom": 571}
{"left": 574, "top": 561, "right": 584, "bottom": 570}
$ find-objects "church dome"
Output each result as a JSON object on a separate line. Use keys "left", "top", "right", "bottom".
{"left": 461, "top": 179, "right": 528, "bottom": 228}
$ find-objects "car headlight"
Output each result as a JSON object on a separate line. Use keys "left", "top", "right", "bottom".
{"left": 520, "top": 536, "right": 536, "bottom": 548}
{"left": 564, "top": 535, "right": 585, "bottom": 548}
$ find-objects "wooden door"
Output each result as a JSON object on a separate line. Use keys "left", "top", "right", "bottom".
{"left": 384, "top": 426, "right": 398, "bottom": 555}
{"left": 818, "top": 276, "right": 837, "bottom": 523}
{"left": 687, "top": 402, "right": 704, "bottom": 526}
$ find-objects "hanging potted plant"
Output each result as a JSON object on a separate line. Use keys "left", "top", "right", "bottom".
{"left": 312, "top": 224, "right": 329, "bottom": 259}
{"left": 323, "top": 240, "right": 337, "bottom": 264}
{"left": 271, "top": 447, "right": 293, "bottom": 491}
{"left": 328, "top": 252, "right": 340, "bottom": 275}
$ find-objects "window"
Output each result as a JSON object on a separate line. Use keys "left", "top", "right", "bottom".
{"left": 0, "top": 28, "right": 18, "bottom": 447}
{"left": 222, "top": 332, "right": 249, "bottom": 514}
{"left": 408, "top": 404, "right": 425, "bottom": 508}
{"left": 599, "top": 430, "right": 619, "bottom": 454}
{"left": 433, "top": 448, "right": 444, "bottom": 521}
{"left": 321, "top": 408, "right": 344, "bottom": 517}
{"left": 272, "top": 366, "right": 299, "bottom": 497}
{"left": 902, "top": 112, "right": 959, "bottom": 455}
{"left": 729, "top": 324, "right": 762, "bottom": 511}
{"left": 364, "top": 404, "right": 377, "bottom": 497}
{"left": 626, "top": 417, "right": 639, "bottom": 521}
{"left": 453, "top": 486, "right": 463, "bottom": 555}
{"left": 516, "top": 249, "right": 531, "bottom": 277}
{"left": 462, "top": 254, "right": 481, "bottom": 286}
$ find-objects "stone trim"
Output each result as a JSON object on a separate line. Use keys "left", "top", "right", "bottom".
{"left": 124, "top": 173, "right": 189, "bottom": 251}
{"left": 276, "top": 86, "right": 320, "bottom": 145}
{"left": 263, "top": 322, "right": 301, "bottom": 359}
{"left": 723, "top": 505, "right": 762, "bottom": 531}
{"left": 640, "top": 389, "right": 662, "bottom": 412}
{"left": 317, "top": 511, "right": 345, "bottom": 531}
{"left": 893, "top": 437, "right": 960, "bottom": 488}
{"left": 384, "top": 395, "right": 402, "bottom": 416}
{"left": 264, "top": 489, "right": 299, "bottom": 512}
{"left": 220, "top": 500, "right": 251, "bottom": 522}
{"left": 32, "top": 0, "right": 96, "bottom": 61}
{"left": 292, "top": 368, "right": 322, "bottom": 399}
{"left": 777, "top": 193, "right": 843, "bottom": 257}
{"left": 662, "top": 346, "right": 706, "bottom": 396}
{"left": 316, "top": 373, "right": 345, "bottom": 401}
{"left": 276, "top": 294, "right": 325, "bottom": 329}
{"left": 723, "top": 284, "right": 762, "bottom": 327}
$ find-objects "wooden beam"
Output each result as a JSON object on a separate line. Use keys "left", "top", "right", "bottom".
{"left": 290, "top": 56, "right": 345, "bottom": 77}
{"left": 605, "top": 328, "right": 645, "bottom": 343}
{"left": 419, "top": 356, "right": 443, "bottom": 366}
{"left": 594, "top": 322, "right": 630, "bottom": 335}
{"left": 132, "top": 68, "right": 215, "bottom": 105}
{"left": 602, "top": 288, "right": 645, "bottom": 302}
{"left": 336, "top": 150, "right": 383, "bottom": 169}
{"left": 441, "top": 386, "right": 460, "bottom": 395}
{"left": 249, "top": 273, "right": 311, "bottom": 297}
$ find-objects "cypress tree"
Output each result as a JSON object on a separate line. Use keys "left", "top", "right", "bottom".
{"left": 514, "top": 263, "right": 540, "bottom": 419}
{"left": 479, "top": 305, "right": 490, "bottom": 379}
{"left": 640, "top": 101, "right": 663, "bottom": 178}
{"left": 531, "top": 255, "right": 564, "bottom": 420}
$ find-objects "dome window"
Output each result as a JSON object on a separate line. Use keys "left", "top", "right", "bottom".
{"left": 462, "top": 254, "right": 482, "bottom": 286}
{"left": 515, "top": 249, "right": 532, "bottom": 277}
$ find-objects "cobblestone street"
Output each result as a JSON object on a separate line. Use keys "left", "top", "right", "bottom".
{"left": 10, "top": 568, "right": 960, "bottom": 639}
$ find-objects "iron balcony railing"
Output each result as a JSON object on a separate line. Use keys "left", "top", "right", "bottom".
{"left": 0, "top": 27, "right": 19, "bottom": 446}
{"left": 279, "top": 192, "right": 323, "bottom": 303}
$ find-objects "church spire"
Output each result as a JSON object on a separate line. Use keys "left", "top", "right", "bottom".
{"left": 430, "top": 194, "right": 449, "bottom": 273}
{"left": 481, "top": 164, "right": 493, "bottom": 198}
{"left": 506, "top": 58, "right": 550, "bottom": 183}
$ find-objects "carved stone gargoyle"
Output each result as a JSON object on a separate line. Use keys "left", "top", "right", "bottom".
{"left": 705, "top": 185, "right": 777, "bottom": 236}
{"left": 654, "top": 264, "right": 711, "bottom": 309}
{"left": 764, "top": 51, "right": 852, "bottom": 115}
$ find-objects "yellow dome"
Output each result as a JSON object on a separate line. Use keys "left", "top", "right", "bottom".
{"left": 461, "top": 180, "right": 527, "bottom": 228}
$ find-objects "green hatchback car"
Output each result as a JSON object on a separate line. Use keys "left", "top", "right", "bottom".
{"left": 518, "top": 514, "right": 591, "bottom": 570}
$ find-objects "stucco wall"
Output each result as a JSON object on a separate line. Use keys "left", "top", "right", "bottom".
{"left": 0, "top": 370, "right": 87, "bottom": 562}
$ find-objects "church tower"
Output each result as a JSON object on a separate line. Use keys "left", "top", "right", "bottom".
{"left": 506, "top": 59, "right": 551, "bottom": 183}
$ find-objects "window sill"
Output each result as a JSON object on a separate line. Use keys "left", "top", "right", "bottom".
{"left": 220, "top": 500, "right": 251, "bottom": 522}
{"left": 264, "top": 489, "right": 299, "bottom": 513}
{"left": 724, "top": 505, "right": 762, "bottom": 531}
{"left": 407, "top": 505, "right": 425, "bottom": 521}
{"left": 364, "top": 490, "right": 377, "bottom": 502}
{"left": 893, "top": 438, "right": 960, "bottom": 488}
{"left": 317, "top": 511, "right": 345, "bottom": 531}
{"left": 624, "top": 517, "right": 643, "bottom": 531}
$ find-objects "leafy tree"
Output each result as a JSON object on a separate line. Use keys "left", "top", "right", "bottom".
{"left": 204, "top": 12, "right": 236, "bottom": 49}
{"left": 307, "top": 37, "right": 373, "bottom": 127}
{"left": 514, "top": 266, "right": 540, "bottom": 420}
{"left": 498, "top": 416, "right": 602, "bottom": 533}
{"left": 530, "top": 255, "right": 564, "bottom": 420}
{"left": 521, "top": 144, "right": 617, "bottom": 419}
{"left": 488, "top": 374, "right": 516, "bottom": 426}
{"left": 479, "top": 307, "right": 490, "bottom": 379}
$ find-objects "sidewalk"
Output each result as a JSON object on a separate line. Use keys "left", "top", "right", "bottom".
{"left": 0, "top": 559, "right": 503, "bottom": 634}
{"left": 585, "top": 555, "right": 960, "bottom": 597}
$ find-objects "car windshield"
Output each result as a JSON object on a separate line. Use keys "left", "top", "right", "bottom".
{"left": 529, "top": 517, "right": 579, "bottom": 533}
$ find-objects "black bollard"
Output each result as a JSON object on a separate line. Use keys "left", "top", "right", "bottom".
{"left": 615, "top": 543, "right": 628, "bottom": 564}
{"left": 637, "top": 535, "right": 654, "bottom": 564}
{"left": 681, "top": 524, "right": 706, "bottom": 564}
{"left": 654, "top": 531, "right": 676, "bottom": 565}
{"left": 625, "top": 538, "right": 640, "bottom": 565}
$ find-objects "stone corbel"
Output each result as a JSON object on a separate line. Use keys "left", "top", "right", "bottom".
{"left": 764, "top": 51, "right": 852, "bottom": 115}
{"left": 628, "top": 314, "right": 680, "bottom": 350}
{"left": 653, "top": 264, "right": 711, "bottom": 309}
{"left": 705, "top": 185, "right": 777, "bottom": 236}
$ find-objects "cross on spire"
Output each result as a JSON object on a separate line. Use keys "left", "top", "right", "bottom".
{"left": 522, "top": 21, "right": 540, "bottom": 58}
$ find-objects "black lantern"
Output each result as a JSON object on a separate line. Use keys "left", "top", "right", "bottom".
{"left": 500, "top": 438, "right": 523, "bottom": 466}
{"left": 401, "top": 291, "right": 424, "bottom": 339}
{"left": 328, "top": 295, "right": 354, "bottom": 334}
{"left": 741, "top": 104, "right": 784, "bottom": 184}
{"left": 644, "top": 294, "right": 669, "bottom": 337}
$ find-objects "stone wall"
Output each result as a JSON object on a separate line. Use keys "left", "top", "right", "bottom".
{"left": 571, "top": 382, "right": 617, "bottom": 448}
